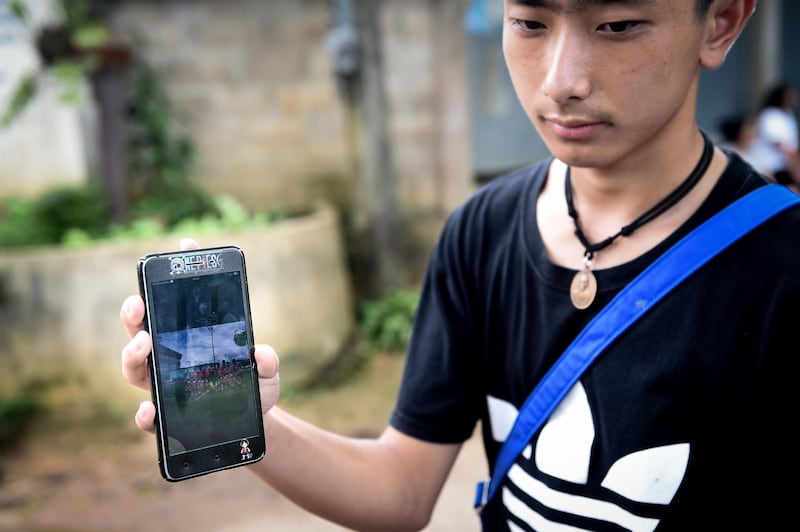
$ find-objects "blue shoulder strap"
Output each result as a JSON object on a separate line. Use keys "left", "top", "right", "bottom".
{"left": 474, "top": 184, "right": 800, "bottom": 512}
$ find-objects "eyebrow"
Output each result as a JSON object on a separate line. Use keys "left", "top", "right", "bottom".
{"left": 509, "top": 0, "right": 657, "bottom": 13}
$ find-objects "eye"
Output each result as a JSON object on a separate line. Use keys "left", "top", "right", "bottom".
{"left": 597, "top": 20, "right": 642, "bottom": 35}
{"left": 510, "top": 18, "right": 546, "bottom": 33}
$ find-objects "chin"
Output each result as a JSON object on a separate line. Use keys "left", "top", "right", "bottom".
{"left": 539, "top": 134, "right": 625, "bottom": 170}
{"left": 545, "top": 142, "right": 609, "bottom": 168}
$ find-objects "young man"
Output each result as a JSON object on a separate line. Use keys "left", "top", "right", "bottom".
{"left": 122, "top": 0, "right": 798, "bottom": 529}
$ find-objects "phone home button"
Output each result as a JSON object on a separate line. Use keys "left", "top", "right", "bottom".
{"left": 213, "top": 453, "right": 220, "bottom": 462}
{"left": 183, "top": 461, "right": 191, "bottom": 470}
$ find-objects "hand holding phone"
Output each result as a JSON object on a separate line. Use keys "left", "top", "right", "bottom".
{"left": 137, "top": 245, "right": 266, "bottom": 481}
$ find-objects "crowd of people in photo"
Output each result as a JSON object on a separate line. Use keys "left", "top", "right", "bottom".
{"left": 719, "top": 82, "right": 800, "bottom": 193}
{"left": 174, "top": 359, "right": 249, "bottom": 401}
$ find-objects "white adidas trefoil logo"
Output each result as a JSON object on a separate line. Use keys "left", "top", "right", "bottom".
{"left": 487, "top": 383, "right": 690, "bottom": 531}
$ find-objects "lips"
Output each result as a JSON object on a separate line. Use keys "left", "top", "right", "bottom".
{"left": 543, "top": 116, "right": 608, "bottom": 140}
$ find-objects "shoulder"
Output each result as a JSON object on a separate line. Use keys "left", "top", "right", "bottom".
{"left": 722, "top": 153, "right": 800, "bottom": 255}
{"left": 443, "top": 160, "right": 549, "bottom": 238}
{"left": 427, "top": 159, "right": 549, "bottom": 277}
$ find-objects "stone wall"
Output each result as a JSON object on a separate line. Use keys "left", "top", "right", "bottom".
{"left": 0, "top": 206, "right": 354, "bottom": 402}
{"left": 111, "top": 0, "right": 473, "bottom": 234}
{"left": 0, "top": 0, "right": 474, "bottom": 277}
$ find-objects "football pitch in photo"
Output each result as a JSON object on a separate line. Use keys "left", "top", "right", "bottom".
{"left": 162, "top": 372, "right": 258, "bottom": 454}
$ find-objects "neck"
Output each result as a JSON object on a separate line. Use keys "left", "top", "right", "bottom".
{"left": 567, "top": 127, "right": 708, "bottom": 225}
{"left": 537, "top": 130, "right": 728, "bottom": 271}
{"left": 566, "top": 132, "right": 713, "bottom": 259}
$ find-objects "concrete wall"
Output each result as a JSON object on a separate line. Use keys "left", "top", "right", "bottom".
{"left": 110, "top": 1, "right": 349, "bottom": 213}
{"left": 0, "top": 0, "right": 474, "bottom": 277}
{"left": 0, "top": 0, "right": 91, "bottom": 196}
{"left": 110, "top": 0, "right": 473, "bottom": 226}
{"left": 0, "top": 206, "right": 354, "bottom": 401}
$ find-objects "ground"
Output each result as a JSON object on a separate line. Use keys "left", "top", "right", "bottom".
{"left": 0, "top": 354, "right": 484, "bottom": 532}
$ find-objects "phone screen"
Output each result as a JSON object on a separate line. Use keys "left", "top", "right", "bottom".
{"left": 139, "top": 247, "right": 265, "bottom": 481}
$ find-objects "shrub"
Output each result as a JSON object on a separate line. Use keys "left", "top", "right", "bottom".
{"left": 33, "top": 182, "right": 110, "bottom": 240}
{"left": 0, "top": 183, "right": 109, "bottom": 248}
{"left": 0, "top": 393, "right": 39, "bottom": 449}
{"left": 126, "top": 55, "right": 217, "bottom": 226}
{"left": 360, "top": 289, "right": 420, "bottom": 354}
{"left": 0, "top": 196, "right": 46, "bottom": 248}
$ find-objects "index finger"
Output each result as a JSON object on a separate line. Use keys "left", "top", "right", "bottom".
{"left": 180, "top": 237, "right": 199, "bottom": 251}
{"left": 120, "top": 294, "right": 145, "bottom": 340}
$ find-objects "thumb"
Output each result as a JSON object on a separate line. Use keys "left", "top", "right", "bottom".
{"left": 253, "top": 344, "right": 280, "bottom": 415}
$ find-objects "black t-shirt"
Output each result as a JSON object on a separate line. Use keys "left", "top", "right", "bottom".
{"left": 390, "top": 153, "right": 800, "bottom": 530}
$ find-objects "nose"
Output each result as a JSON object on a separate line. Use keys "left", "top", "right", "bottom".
{"left": 542, "top": 30, "right": 592, "bottom": 104}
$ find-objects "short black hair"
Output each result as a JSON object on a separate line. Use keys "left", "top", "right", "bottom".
{"left": 696, "top": 0, "right": 714, "bottom": 20}
{"left": 760, "top": 83, "right": 793, "bottom": 110}
{"left": 719, "top": 116, "right": 745, "bottom": 143}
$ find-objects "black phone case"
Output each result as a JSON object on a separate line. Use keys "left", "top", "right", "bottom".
{"left": 137, "top": 245, "right": 265, "bottom": 481}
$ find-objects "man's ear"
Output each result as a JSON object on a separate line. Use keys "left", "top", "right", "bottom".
{"left": 699, "top": 0, "right": 757, "bottom": 70}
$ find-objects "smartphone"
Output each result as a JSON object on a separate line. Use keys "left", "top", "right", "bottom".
{"left": 137, "top": 245, "right": 265, "bottom": 481}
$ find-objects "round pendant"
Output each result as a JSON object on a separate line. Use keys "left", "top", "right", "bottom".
{"left": 570, "top": 268, "right": 597, "bottom": 310}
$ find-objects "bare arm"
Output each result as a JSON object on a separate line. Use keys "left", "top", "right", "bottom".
{"left": 252, "top": 408, "right": 461, "bottom": 531}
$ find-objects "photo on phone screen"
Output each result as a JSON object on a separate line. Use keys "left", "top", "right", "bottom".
{"left": 138, "top": 246, "right": 265, "bottom": 481}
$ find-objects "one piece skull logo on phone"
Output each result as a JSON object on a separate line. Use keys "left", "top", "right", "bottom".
{"left": 170, "top": 257, "right": 185, "bottom": 274}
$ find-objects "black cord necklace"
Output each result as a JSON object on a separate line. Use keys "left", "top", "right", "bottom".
{"left": 565, "top": 132, "right": 714, "bottom": 310}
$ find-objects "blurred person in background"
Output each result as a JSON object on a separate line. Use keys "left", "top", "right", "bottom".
{"left": 756, "top": 82, "right": 800, "bottom": 191}
{"left": 122, "top": 1, "right": 800, "bottom": 530}
{"left": 718, "top": 114, "right": 780, "bottom": 179}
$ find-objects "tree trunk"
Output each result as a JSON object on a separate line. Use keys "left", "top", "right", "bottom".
{"left": 89, "top": 43, "right": 133, "bottom": 222}
{"left": 349, "top": 0, "right": 403, "bottom": 297}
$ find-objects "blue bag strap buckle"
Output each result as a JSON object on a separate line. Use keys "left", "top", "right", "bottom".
{"left": 473, "top": 478, "right": 490, "bottom": 513}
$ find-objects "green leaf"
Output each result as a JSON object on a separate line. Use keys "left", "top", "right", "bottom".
{"left": 8, "top": 0, "right": 29, "bottom": 25}
{"left": 360, "top": 289, "right": 420, "bottom": 353}
{"left": 1, "top": 75, "right": 38, "bottom": 127}
{"left": 52, "top": 61, "right": 88, "bottom": 104}
{"left": 74, "top": 25, "right": 109, "bottom": 49}
{"left": 61, "top": 228, "right": 93, "bottom": 247}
